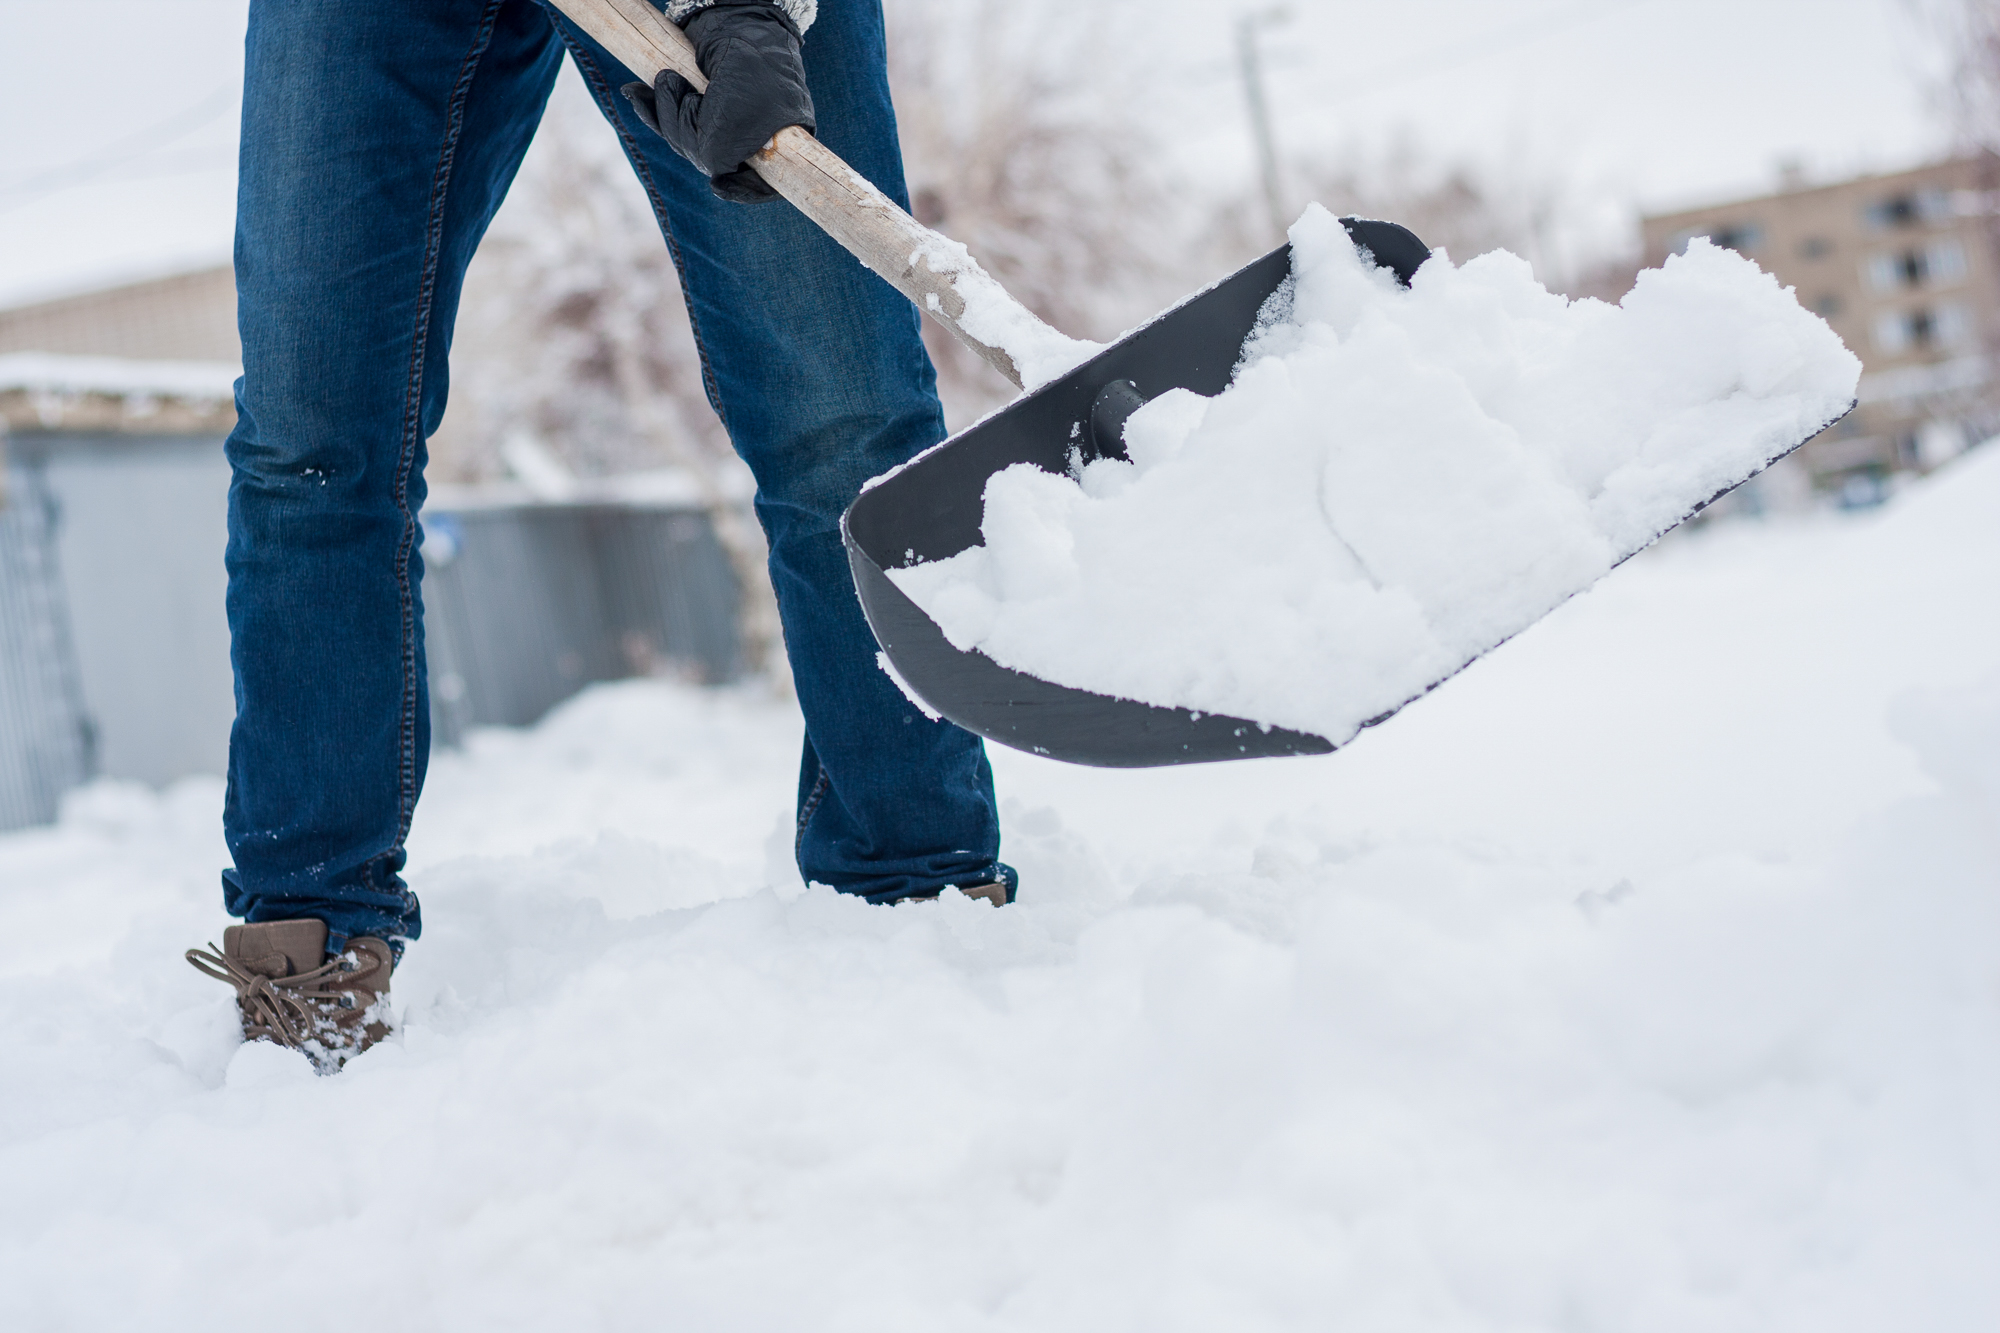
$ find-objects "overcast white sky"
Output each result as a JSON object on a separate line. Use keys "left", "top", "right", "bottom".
{"left": 0, "top": 0, "right": 1954, "bottom": 306}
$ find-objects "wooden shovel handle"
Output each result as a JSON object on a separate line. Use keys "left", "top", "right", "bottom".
{"left": 551, "top": 0, "right": 1042, "bottom": 388}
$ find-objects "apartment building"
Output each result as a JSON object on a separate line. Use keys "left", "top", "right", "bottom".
{"left": 1642, "top": 157, "right": 1997, "bottom": 486}
{"left": 0, "top": 264, "right": 238, "bottom": 364}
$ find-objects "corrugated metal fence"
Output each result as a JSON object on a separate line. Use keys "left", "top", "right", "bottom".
{"left": 0, "top": 453, "right": 96, "bottom": 830}
{"left": 1, "top": 435, "right": 745, "bottom": 831}
{"left": 423, "top": 501, "right": 746, "bottom": 746}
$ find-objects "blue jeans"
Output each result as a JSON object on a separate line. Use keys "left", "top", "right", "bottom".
{"left": 222, "top": 0, "right": 1010, "bottom": 952}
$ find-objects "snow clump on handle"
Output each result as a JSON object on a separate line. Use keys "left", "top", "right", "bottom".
{"left": 888, "top": 204, "right": 1862, "bottom": 741}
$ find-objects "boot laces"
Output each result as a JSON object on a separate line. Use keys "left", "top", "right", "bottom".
{"left": 184, "top": 944, "right": 364, "bottom": 1052}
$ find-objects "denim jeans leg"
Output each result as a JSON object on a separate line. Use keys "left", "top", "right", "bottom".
{"left": 549, "top": 0, "right": 1010, "bottom": 901}
{"left": 223, "top": 0, "right": 567, "bottom": 951}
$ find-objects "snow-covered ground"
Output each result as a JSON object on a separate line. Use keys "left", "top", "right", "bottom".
{"left": 2, "top": 448, "right": 1996, "bottom": 1330}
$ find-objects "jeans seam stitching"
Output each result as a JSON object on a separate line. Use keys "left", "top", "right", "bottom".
{"left": 795, "top": 766, "right": 830, "bottom": 861}
{"left": 557, "top": 28, "right": 734, "bottom": 428}
{"left": 385, "top": 0, "right": 506, "bottom": 881}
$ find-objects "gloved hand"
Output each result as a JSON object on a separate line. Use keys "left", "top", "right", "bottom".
{"left": 621, "top": 1, "right": 816, "bottom": 204}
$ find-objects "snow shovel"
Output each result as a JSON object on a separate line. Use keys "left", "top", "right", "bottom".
{"left": 554, "top": 0, "right": 1436, "bottom": 768}
{"left": 840, "top": 223, "right": 1431, "bottom": 770}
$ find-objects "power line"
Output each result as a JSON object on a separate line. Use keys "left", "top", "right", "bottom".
{"left": 0, "top": 82, "right": 237, "bottom": 215}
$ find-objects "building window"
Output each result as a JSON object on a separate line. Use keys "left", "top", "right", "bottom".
{"left": 1668, "top": 223, "right": 1762, "bottom": 256}
{"left": 1708, "top": 223, "right": 1762, "bottom": 253}
{"left": 1813, "top": 294, "right": 1843, "bottom": 318}
{"left": 1926, "top": 237, "right": 1968, "bottom": 285}
{"left": 1864, "top": 188, "right": 1950, "bottom": 229}
{"left": 1868, "top": 195, "right": 1918, "bottom": 229}
{"left": 1935, "top": 300, "right": 1973, "bottom": 348}
{"left": 1872, "top": 302, "right": 1974, "bottom": 355}
{"left": 1910, "top": 308, "right": 1938, "bottom": 350}
{"left": 1865, "top": 237, "right": 1969, "bottom": 291}
{"left": 1865, "top": 251, "right": 1908, "bottom": 291}
{"left": 1798, "top": 236, "right": 1833, "bottom": 260}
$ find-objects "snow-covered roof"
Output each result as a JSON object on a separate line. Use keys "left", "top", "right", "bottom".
{"left": 0, "top": 351, "right": 239, "bottom": 435}
{"left": 0, "top": 351, "right": 239, "bottom": 400}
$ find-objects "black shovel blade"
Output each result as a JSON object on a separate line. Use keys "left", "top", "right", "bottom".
{"left": 840, "top": 218, "right": 1431, "bottom": 769}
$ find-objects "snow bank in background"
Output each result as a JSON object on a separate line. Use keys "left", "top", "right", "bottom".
{"left": 0, "top": 350, "right": 240, "bottom": 400}
{"left": 890, "top": 206, "right": 1861, "bottom": 739}
{"left": 2, "top": 449, "right": 1996, "bottom": 1331}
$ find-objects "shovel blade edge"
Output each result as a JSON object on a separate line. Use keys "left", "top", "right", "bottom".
{"left": 848, "top": 546, "right": 1335, "bottom": 767}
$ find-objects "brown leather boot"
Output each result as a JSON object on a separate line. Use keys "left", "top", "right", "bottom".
{"left": 900, "top": 879, "right": 1011, "bottom": 907}
{"left": 186, "top": 920, "right": 393, "bottom": 1075}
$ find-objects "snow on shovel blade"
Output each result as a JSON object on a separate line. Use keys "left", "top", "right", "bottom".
{"left": 842, "top": 219, "right": 1432, "bottom": 768}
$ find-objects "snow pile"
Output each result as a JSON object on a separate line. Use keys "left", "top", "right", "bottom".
{"left": 890, "top": 206, "right": 1861, "bottom": 739}
{"left": 2, "top": 449, "right": 1997, "bottom": 1330}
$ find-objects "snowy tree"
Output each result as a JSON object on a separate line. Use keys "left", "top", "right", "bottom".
{"left": 1927, "top": 0, "right": 2000, "bottom": 149}
{"left": 1191, "top": 130, "right": 1612, "bottom": 300}
{"left": 449, "top": 90, "right": 728, "bottom": 486}
{"left": 884, "top": 0, "right": 1175, "bottom": 426}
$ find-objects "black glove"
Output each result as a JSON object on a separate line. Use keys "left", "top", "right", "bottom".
{"left": 621, "top": 2, "right": 816, "bottom": 204}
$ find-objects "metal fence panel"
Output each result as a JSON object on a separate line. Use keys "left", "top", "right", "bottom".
{"left": 591, "top": 506, "right": 744, "bottom": 683}
{"left": 2, "top": 469, "right": 746, "bottom": 826}
{"left": 423, "top": 502, "right": 743, "bottom": 746}
{"left": 0, "top": 457, "right": 95, "bottom": 831}
{"left": 31, "top": 432, "right": 233, "bottom": 785}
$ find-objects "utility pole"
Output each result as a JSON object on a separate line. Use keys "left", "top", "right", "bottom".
{"left": 1236, "top": 7, "right": 1292, "bottom": 244}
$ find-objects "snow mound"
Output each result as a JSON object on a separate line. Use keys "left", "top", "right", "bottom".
{"left": 888, "top": 205, "right": 1861, "bottom": 739}
{"left": 2, "top": 450, "right": 1997, "bottom": 1329}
